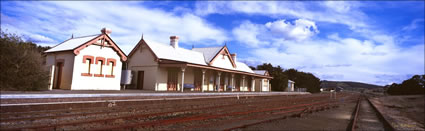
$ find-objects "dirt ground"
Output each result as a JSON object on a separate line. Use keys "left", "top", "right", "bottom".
{"left": 243, "top": 99, "right": 357, "bottom": 130}
{"left": 370, "top": 95, "right": 424, "bottom": 130}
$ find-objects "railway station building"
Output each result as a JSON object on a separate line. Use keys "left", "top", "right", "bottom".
{"left": 45, "top": 28, "right": 127, "bottom": 90}
{"left": 127, "top": 36, "right": 272, "bottom": 92}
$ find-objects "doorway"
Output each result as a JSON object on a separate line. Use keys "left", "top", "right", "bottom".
{"left": 137, "top": 71, "right": 144, "bottom": 89}
{"left": 235, "top": 75, "right": 240, "bottom": 91}
{"left": 54, "top": 62, "right": 63, "bottom": 89}
{"left": 167, "top": 69, "right": 178, "bottom": 91}
{"left": 194, "top": 69, "right": 202, "bottom": 91}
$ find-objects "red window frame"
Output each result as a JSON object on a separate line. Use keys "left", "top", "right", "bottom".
{"left": 106, "top": 58, "right": 117, "bottom": 78}
{"left": 94, "top": 57, "right": 106, "bottom": 77}
{"left": 81, "top": 55, "right": 94, "bottom": 76}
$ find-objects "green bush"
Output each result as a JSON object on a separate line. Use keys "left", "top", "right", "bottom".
{"left": 0, "top": 30, "right": 50, "bottom": 91}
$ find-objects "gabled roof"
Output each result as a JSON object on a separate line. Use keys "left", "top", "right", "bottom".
{"left": 192, "top": 46, "right": 237, "bottom": 68}
{"left": 45, "top": 32, "right": 127, "bottom": 61}
{"left": 45, "top": 34, "right": 99, "bottom": 53}
{"left": 132, "top": 39, "right": 207, "bottom": 65}
{"left": 129, "top": 37, "right": 256, "bottom": 74}
{"left": 191, "top": 47, "right": 222, "bottom": 63}
{"left": 236, "top": 62, "right": 255, "bottom": 73}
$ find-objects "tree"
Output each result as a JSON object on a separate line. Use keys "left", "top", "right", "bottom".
{"left": 0, "top": 30, "right": 50, "bottom": 91}
{"left": 256, "top": 63, "right": 321, "bottom": 93}
{"left": 248, "top": 66, "right": 256, "bottom": 70}
{"left": 257, "top": 63, "right": 288, "bottom": 91}
{"left": 387, "top": 75, "right": 425, "bottom": 95}
{"left": 283, "top": 69, "right": 321, "bottom": 93}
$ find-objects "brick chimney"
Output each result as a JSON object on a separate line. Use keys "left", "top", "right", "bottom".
{"left": 170, "top": 36, "right": 179, "bottom": 48}
{"left": 231, "top": 53, "right": 237, "bottom": 62}
{"left": 101, "top": 28, "right": 112, "bottom": 35}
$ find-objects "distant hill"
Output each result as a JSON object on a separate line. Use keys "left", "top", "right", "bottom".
{"left": 321, "top": 80, "right": 383, "bottom": 90}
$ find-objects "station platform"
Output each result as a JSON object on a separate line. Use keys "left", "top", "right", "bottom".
{"left": 1, "top": 90, "right": 310, "bottom": 99}
{"left": 0, "top": 90, "right": 311, "bottom": 113}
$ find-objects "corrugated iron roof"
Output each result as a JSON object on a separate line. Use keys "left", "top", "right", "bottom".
{"left": 143, "top": 39, "right": 255, "bottom": 73}
{"left": 236, "top": 62, "right": 255, "bottom": 73}
{"left": 253, "top": 70, "right": 267, "bottom": 75}
{"left": 191, "top": 47, "right": 223, "bottom": 63}
{"left": 45, "top": 34, "right": 100, "bottom": 53}
{"left": 143, "top": 39, "right": 207, "bottom": 65}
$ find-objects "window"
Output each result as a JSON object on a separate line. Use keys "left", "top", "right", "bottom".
{"left": 94, "top": 57, "right": 105, "bottom": 77}
{"left": 81, "top": 55, "right": 94, "bottom": 76}
{"left": 106, "top": 58, "right": 116, "bottom": 78}
{"left": 86, "top": 59, "right": 92, "bottom": 73}
{"left": 110, "top": 62, "right": 114, "bottom": 75}
{"left": 98, "top": 60, "right": 103, "bottom": 74}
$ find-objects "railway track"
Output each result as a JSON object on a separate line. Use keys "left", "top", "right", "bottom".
{"left": 182, "top": 94, "right": 359, "bottom": 131}
{"left": 349, "top": 95, "right": 394, "bottom": 131}
{"left": 0, "top": 95, "right": 317, "bottom": 121}
{"left": 1, "top": 93, "right": 358, "bottom": 130}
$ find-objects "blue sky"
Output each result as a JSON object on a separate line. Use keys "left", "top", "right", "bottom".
{"left": 1, "top": 1, "right": 424, "bottom": 85}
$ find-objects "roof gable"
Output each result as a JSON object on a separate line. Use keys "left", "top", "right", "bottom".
{"left": 130, "top": 38, "right": 207, "bottom": 65}
{"left": 128, "top": 38, "right": 159, "bottom": 60}
{"left": 45, "top": 34, "right": 127, "bottom": 61}
{"left": 209, "top": 46, "right": 237, "bottom": 68}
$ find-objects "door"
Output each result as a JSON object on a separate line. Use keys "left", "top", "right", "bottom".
{"left": 194, "top": 69, "right": 202, "bottom": 91}
{"left": 235, "top": 75, "right": 240, "bottom": 91}
{"left": 167, "top": 69, "right": 178, "bottom": 91}
{"left": 220, "top": 74, "right": 225, "bottom": 91}
{"left": 54, "top": 62, "right": 63, "bottom": 89}
{"left": 137, "top": 71, "right": 144, "bottom": 89}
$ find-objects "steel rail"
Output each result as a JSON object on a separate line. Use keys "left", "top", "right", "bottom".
{"left": 185, "top": 96, "right": 359, "bottom": 130}
{"left": 183, "top": 102, "right": 335, "bottom": 131}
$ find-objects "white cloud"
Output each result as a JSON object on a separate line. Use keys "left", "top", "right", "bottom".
{"left": 1, "top": 23, "right": 57, "bottom": 46}
{"left": 244, "top": 33, "right": 423, "bottom": 85}
{"left": 322, "top": 1, "right": 359, "bottom": 13}
{"left": 265, "top": 19, "right": 318, "bottom": 41}
{"left": 232, "top": 19, "right": 319, "bottom": 47}
{"left": 201, "top": 1, "right": 422, "bottom": 85}
{"left": 195, "top": 1, "right": 368, "bottom": 30}
{"left": 402, "top": 19, "right": 424, "bottom": 31}
{"left": 232, "top": 21, "right": 267, "bottom": 47}
{"left": 1, "top": 1, "right": 228, "bottom": 54}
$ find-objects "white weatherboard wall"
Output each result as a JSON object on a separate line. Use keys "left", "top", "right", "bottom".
{"left": 131, "top": 66, "right": 157, "bottom": 90}
{"left": 256, "top": 79, "right": 270, "bottom": 92}
{"left": 262, "top": 79, "right": 270, "bottom": 91}
{"left": 71, "top": 45, "right": 122, "bottom": 90}
{"left": 127, "top": 43, "right": 159, "bottom": 91}
{"left": 210, "top": 54, "right": 234, "bottom": 70}
{"left": 156, "top": 67, "right": 168, "bottom": 91}
{"left": 45, "top": 51, "right": 75, "bottom": 90}
{"left": 255, "top": 79, "right": 261, "bottom": 91}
